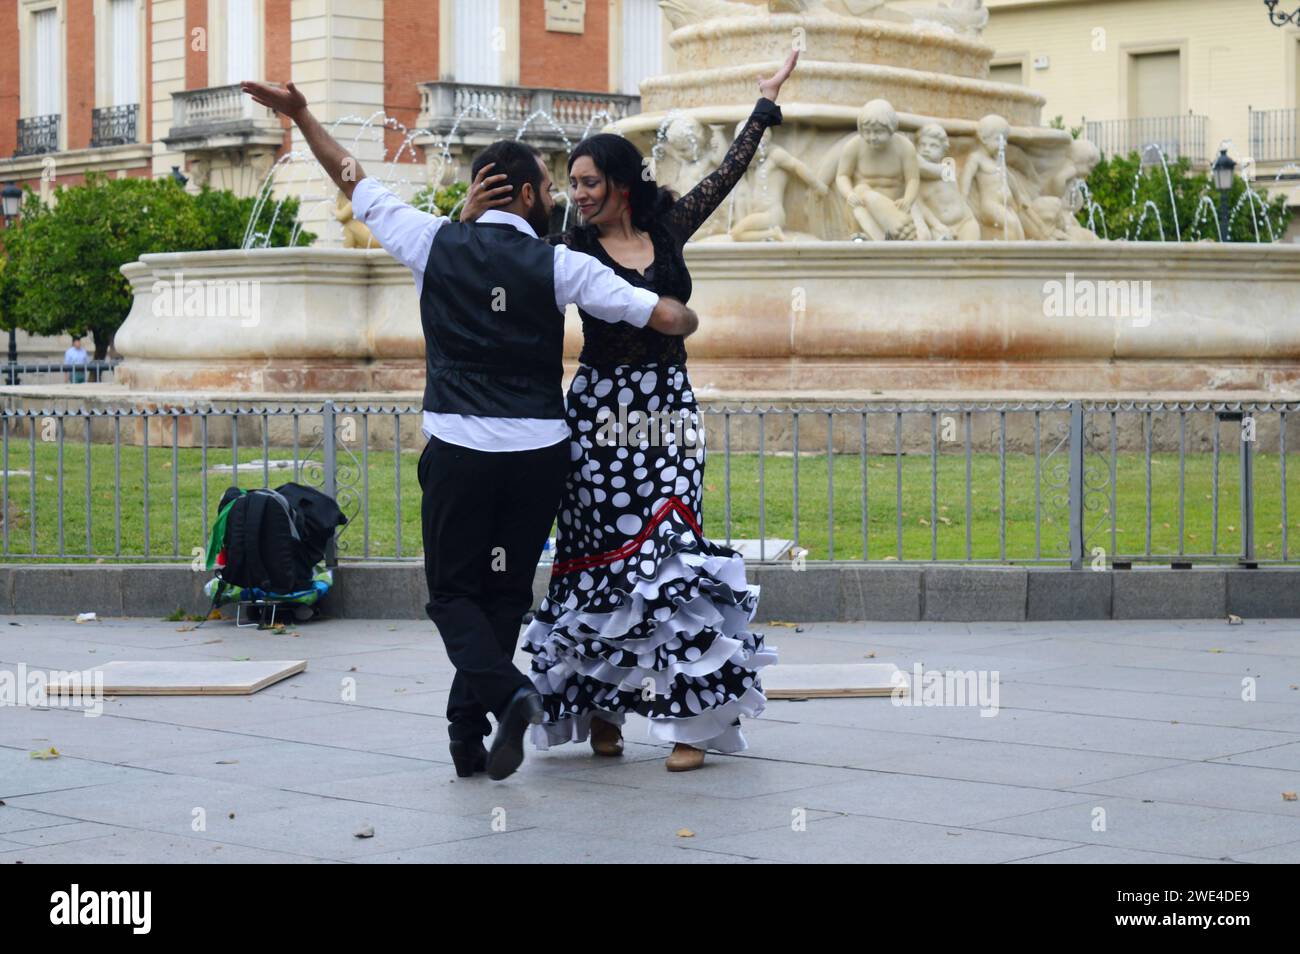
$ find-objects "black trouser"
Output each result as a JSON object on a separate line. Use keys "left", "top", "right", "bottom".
{"left": 418, "top": 432, "right": 570, "bottom": 743}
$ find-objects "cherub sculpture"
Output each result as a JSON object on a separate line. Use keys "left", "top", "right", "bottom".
{"left": 913, "top": 123, "right": 980, "bottom": 241}
{"left": 659, "top": 114, "right": 729, "bottom": 237}
{"left": 335, "top": 192, "right": 378, "bottom": 249}
{"left": 960, "top": 114, "right": 1025, "bottom": 240}
{"left": 727, "top": 122, "right": 827, "bottom": 241}
{"left": 834, "top": 99, "right": 919, "bottom": 241}
{"left": 1025, "top": 138, "right": 1102, "bottom": 242}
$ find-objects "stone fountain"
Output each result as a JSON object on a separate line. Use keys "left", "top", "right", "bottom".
{"left": 69, "top": 0, "right": 1300, "bottom": 405}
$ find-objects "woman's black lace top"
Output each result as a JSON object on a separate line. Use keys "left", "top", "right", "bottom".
{"left": 550, "top": 97, "right": 782, "bottom": 370}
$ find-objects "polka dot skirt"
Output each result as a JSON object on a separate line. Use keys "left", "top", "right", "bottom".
{"left": 522, "top": 363, "right": 778, "bottom": 754}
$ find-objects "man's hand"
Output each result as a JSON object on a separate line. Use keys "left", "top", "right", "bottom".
{"left": 242, "top": 80, "right": 364, "bottom": 198}
{"left": 241, "top": 80, "right": 307, "bottom": 122}
{"left": 647, "top": 296, "right": 699, "bottom": 338}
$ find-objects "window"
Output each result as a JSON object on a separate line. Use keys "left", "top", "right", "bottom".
{"left": 1130, "top": 50, "right": 1180, "bottom": 118}
{"left": 1294, "top": 39, "right": 1300, "bottom": 116}
{"left": 109, "top": 0, "right": 138, "bottom": 107}
{"left": 226, "top": 0, "right": 257, "bottom": 86}
{"left": 989, "top": 62, "right": 1024, "bottom": 86}
{"left": 34, "top": 7, "right": 61, "bottom": 117}
{"left": 454, "top": 0, "right": 503, "bottom": 85}
{"left": 621, "top": 0, "right": 663, "bottom": 95}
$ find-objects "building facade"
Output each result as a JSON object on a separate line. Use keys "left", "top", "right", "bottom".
{"left": 0, "top": 0, "right": 673, "bottom": 239}
{"left": 984, "top": 0, "right": 1300, "bottom": 200}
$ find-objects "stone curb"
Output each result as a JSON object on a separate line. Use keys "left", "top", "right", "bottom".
{"left": 0, "top": 562, "right": 1292, "bottom": 622}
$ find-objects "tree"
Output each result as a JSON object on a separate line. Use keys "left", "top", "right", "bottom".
{"left": 194, "top": 186, "right": 315, "bottom": 250}
{"left": 1078, "top": 151, "right": 1291, "bottom": 243}
{"left": 412, "top": 180, "right": 469, "bottom": 219}
{"left": 3, "top": 174, "right": 315, "bottom": 361}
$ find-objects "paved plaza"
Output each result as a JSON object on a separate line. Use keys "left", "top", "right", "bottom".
{"left": 1, "top": 613, "right": 1298, "bottom": 863}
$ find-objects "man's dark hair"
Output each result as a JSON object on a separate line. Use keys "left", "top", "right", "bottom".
{"left": 471, "top": 140, "right": 544, "bottom": 204}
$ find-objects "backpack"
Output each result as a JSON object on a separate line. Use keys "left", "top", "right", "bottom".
{"left": 205, "top": 482, "right": 347, "bottom": 595}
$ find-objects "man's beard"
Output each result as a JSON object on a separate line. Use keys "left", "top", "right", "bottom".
{"left": 526, "top": 201, "right": 551, "bottom": 237}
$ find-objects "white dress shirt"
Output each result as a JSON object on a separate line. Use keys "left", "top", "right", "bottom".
{"left": 350, "top": 176, "right": 659, "bottom": 452}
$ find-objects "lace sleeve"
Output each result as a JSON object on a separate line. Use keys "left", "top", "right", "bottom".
{"left": 664, "top": 97, "right": 782, "bottom": 243}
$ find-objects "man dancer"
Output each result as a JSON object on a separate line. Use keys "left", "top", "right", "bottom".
{"left": 242, "top": 81, "right": 699, "bottom": 780}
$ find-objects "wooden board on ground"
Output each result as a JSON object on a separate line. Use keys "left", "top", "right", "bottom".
{"left": 49, "top": 660, "right": 307, "bottom": 696}
{"left": 764, "top": 663, "right": 906, "bottom": 699}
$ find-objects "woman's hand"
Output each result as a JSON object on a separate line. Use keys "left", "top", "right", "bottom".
{"left": 758, "top": 49, "right": 798, "bottom": 102}
{"left": 459, "top": 162, "right": 513, "bottom": 222}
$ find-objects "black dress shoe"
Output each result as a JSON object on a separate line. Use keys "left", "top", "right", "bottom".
{"left": 448, "top": 738, "right": 488, "bottom": 778}
{"left": 486, "top": 687, "right": 544, "bottom": 780}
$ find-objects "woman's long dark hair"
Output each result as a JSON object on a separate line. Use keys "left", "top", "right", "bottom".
{"left": 567, "top": 134, "right": 676, "bottom": 234}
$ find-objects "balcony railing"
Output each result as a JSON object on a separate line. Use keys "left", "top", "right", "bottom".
{"left": 1249, "top": 107, "right": 1300, "bottom": 164}
{"left": 1083, "top": 113, "right": 1208, "bottom": 165}
{"left": 90, "top": 103, "right": 139, "bottom": 148}
{"left": 166, "top": 84, "right": 282, "bottom": 149}
{"left": 417, "top": 81, "right": 640, "bottom": 148}
{"left": 14, "top": 114, "right": 60, "bottom": 157}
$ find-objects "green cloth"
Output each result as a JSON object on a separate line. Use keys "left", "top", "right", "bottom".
{"left": 204, "top": 492, "right": 244, "bottom": 572}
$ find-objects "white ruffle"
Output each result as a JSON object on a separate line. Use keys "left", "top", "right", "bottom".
{"left": 531, "top": 708, "right": 627, "bottom": 750}
{"left": 526, "top": 551, "right": 759, "bottom": 653}
{"left": 532, "top": 685, "right": 769, "bottom": 754}
{"left": 553, "top": 548, "right": 756, "bottom": 616}
{"left": 527, "top": 536, "right": 774, "bottom": 754}
{"left": 526, "top": 552, "right": 769, "bottom": 696}
{"left": 526, "top": 586, "right": 755, "bottom": 658}
{"left": 534, "top": 630, "right": 777, "bottom": 697}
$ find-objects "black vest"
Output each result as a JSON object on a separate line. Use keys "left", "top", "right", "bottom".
{"left": 419, "top": 221, "right": 566, "bottom": 419}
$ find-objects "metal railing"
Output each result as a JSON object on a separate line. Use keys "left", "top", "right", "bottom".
{"left": 1249, "top": 106, "right": 1300, "bottom": 164}
{"left": 3, "top": 361, "right": 120, "bottom": 387}
{"left": 90, "top": 104, "right": 139, "bottom": 148}
{"left": 418, "top": 81, "right": 640, "bottom": 147}
{"left": 14, "top": 114, "right": 60, "bottom": 157}
{"left": 1083, "top": 114, "right": 1208, "bottom": 165}
{"left": 0, "top": 400, "right": 1293, "bottom": 568}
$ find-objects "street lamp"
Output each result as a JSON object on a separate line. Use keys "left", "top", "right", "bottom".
{"left": 1212, "top": 147, "right": 1237, "bottom": 243}
{"left": 0, "top": 183, "right": 19, "bottom": 220}
{"left": 1264, "top": 2, "right": 1300, "bottom": 27}
{"left": 1, "top": 182, "right": 22, "bottom": 386}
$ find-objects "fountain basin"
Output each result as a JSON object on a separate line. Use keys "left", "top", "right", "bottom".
{"left": 113, "top": 242, "right": 1300, "bottom": 395}
{"left": 662, "top": 15, "right": 995, "bottom": 84}
{"left": 640, "top": 11, "right": 1042, "bottom": 132}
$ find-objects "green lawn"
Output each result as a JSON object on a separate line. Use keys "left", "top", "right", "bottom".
{"left": 1, "top": 439, "right": 1295, "bottom": 565}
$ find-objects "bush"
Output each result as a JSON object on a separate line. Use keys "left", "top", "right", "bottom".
{"left": 1078, "top": 151, "right": 1291, "bottom": 243}
{"left": 200, "top": 186, "right": 315, "bottom": 250}
{"left": 412, "top": 180, "right": 469, "bottom": 219}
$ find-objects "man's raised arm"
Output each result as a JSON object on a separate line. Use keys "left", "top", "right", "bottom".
{"left": 242, "top": 81, "right": 365, "bottom": 199}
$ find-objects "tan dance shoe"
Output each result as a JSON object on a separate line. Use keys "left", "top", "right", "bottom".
{"left": 590, "top": 715, "right": 624, "bottom": 757}
{"left": 665, "top": 743, "right": 706, "bottom": 772}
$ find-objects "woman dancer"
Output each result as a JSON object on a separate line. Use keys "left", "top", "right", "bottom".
{"left": 463, "top": 51, "right": 799, "bottom": 772}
